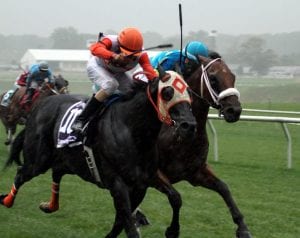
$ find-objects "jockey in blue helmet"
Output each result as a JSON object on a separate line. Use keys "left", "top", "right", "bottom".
{"left": 150, "top": 41, "right": 209, "bottom": 77}
{"left": 24, "top": 61, "right": 53, "bottom": 104}
{"left": 182, "top": 41, "right": 208, "bottom": 61}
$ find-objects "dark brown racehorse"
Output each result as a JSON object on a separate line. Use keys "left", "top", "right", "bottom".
{"left": 0, "top": 74, "right": 69, "bottom": 145}
{"left": 148, "top": 54, "right": 252, "bottom": 238}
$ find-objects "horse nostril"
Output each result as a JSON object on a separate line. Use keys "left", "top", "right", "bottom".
{"left": 224, "top": 106, "right": 241, "bottom": 116}
{"left": 179, "top": 122, "right": 196, "bottom": 134}
{"left": 225, "top": 107, "right": 234, "bottom": 115}
{"left": 180, "top": 122, "right": 189, "bottom": 130}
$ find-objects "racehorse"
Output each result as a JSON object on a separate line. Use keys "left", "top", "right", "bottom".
{"left": 0, "top": 74, "right": 69, "bottom": 146}
{"left": 145, "top": 54, "right": 252, "bottom": 238}
{"left": 0, "top": 70, "right": 196, "bottom": 238}
{"left": 100, "top": 54, "right": 251, "bottom": 238}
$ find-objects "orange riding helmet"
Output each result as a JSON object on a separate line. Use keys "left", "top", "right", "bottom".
{"left": 118, "top": 27, "right": 143, "bottom": 56}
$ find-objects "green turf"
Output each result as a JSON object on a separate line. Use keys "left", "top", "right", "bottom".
{"left": 0, "top": 71, "right": 299, "bottom": 237}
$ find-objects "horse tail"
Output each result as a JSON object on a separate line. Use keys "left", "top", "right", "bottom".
{"left": 4, "top": 129, "right": 25, "bottom": 168}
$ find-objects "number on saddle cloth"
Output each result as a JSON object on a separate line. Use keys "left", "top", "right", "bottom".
{"left": 56, "top": 93, "right": 123, "bottom": 148}
{"left": 1, "top": 89, "right": 17, "bottom": 107}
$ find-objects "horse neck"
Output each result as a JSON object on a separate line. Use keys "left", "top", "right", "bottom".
{"left": 192, "top": 97, "right": 210, "bottom": 133}
{"left": 116, "top": 90, "right": 162, "bottom": 146}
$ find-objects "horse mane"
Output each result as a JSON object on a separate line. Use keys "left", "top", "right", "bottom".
{"left": 208, "top": 51, "right": 222, "bottom": 59}
{"left": 121, "top": 79, "right": 148, "bottom": 101}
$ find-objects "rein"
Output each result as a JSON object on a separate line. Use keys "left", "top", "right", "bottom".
{"left": 132, "top": 71, "right": 177, "bottom": 126}
{"left": 190, "top": 58, "right": 240, "bottom": 106}
{"left": 44, "top": 83, "right": 59, "bottom": 95}
{"left": 133, "top": 70, "right": 191, "bottom": 127}
{"left": 146, "top": 86, "right": 174, "bottom": 126}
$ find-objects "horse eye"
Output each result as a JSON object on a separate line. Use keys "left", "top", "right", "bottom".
{"left": 161, "top": 86, "right": 174, "bottom": 101}
{"left": 210, "top": 73, "right": 219, "bottom": 82}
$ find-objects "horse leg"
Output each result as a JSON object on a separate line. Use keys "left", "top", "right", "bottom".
{"left": 105, "top": 178, "right": 139, "bottom": 238}
{"left": 0, "top": 163, "right": 45, "bottom": 208}
{"left": 190, "top": 164, "right": 252, "bottom": 238}
{"left": 39, "top": 170, "right": 64, "bottom": 213}
{"left": 106, "top": 188, "right": 147, "bottom": 238}
{"left": 4, "top": 127, "right": 14, "bottom": 145}
{"left": 134, "top": 170, "right": 181, "bottom": 238}
{"left": 152, "top": 170, "right": 181, "bottom": 238}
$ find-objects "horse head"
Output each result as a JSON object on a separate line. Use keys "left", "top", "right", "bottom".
{"left": 137, "top": 66, "right": 196, "bottom": 139}
{"left": 188, "top": 55, "right": 241, "bottom": 123}
{"left": 53, "top": 74, "right": 69, "bottom": 94}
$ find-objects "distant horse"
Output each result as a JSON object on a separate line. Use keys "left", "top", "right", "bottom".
{"left": 0, "top": 74, "right": 69, "bottom": 145}
{"left": 146, "top": 55, "right": 252, "bottom": 238}
{"left": 1, "top": 70, "right": 196, "bottom": 238}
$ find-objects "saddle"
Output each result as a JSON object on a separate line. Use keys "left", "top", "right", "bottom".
{"left": 19, "top": 89, "right": 40, "bottom": 112}
{"left": 57, "top": 93, "right": 123, "bottom": 148}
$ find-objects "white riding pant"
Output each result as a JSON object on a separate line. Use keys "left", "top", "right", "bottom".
{"left": 87, "top": 56, "right": 133, "bottom": 95}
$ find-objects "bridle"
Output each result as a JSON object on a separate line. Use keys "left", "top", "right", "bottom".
{"left": 133, "top": 71, "right": 191, "bottom": 126}
{"left": 189, "top": 58, "right": 240, "bottom": 107}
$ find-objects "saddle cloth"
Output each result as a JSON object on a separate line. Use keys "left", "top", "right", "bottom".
{"left": 57, "top": 101, "right": 86, "bottom": 148}
{"left": 1, "top": 89, "right": 16, "bottom": 107}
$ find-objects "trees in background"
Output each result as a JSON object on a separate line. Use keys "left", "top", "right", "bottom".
{"left": 234, "top": 37, "right": 278, "bottom": 75}
{"left": 0, "top": 27, "right": 300, "bottom": 75}
{"left": 50, "top": 27, "right": 85, "bottom": 49}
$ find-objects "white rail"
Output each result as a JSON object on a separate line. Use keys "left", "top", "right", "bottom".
{"left": 207, "top": 114, "right": 300, "bottom": 169}
{"left": 242, "top": 108, "right": 300, "bottom": 115}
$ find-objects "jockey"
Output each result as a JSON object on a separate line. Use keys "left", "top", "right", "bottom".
{"left": 151, "top": 41, "right": 209, "bottom": 77}
{"left": 24, "top": 61, "right": 53, "bottom": 104}
{"left": 71, "top": 27, "right": 158, "bottom": 133}
{"left": 0, "top": 71, "right": 29, "bottom": 107}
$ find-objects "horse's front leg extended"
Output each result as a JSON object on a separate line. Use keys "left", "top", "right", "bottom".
{"left": 0, "top": 164, "right": 36, "bottom": 208}
{"left": 190, "top": 164, "right": 252, "bottom": 238}
{"left": 39, "top": 170, "right": 64, "bottom": 213}
{"left": 5, "top": 127, "right": 13, "bottom": 145}
{"left": 152, "top": 170, "right": 181, "bottom": 238}
{"left": 106, "top": 178, "right": 139, "bottom": 238}
{"left": 4, "top": 126, "right": 16, "bottom": 146}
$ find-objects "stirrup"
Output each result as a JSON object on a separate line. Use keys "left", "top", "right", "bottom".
{"left": 71, "top": 121, "right": 84, "bottom": 132}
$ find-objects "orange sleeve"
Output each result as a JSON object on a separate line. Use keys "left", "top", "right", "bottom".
{"left": 89, "top": 38, "right": 116, "bottom": 59}
{"left": 139, "top": 53, "right": 158, "bottom": 80}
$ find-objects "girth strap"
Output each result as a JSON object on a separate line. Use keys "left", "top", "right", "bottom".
{"left": 83, "top": 145, "right": 104, "bottom": 188}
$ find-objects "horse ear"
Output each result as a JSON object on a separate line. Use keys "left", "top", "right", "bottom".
{"left": 175, "top": 63, "right": 183, "bottom": 76}
{"left": 196, "top": 55, "right": 206, "bottom": 64}
{"left": 208, "top": 51, "right": 222, "bottom": 59}
{"left": 157, "top": 64, "right": 171, "bottom": 82}
{"left": 157, "top": 64, "right": 167, "bottom": 79}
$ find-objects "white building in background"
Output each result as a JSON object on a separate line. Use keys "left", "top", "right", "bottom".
{"left": 20, "top": 49, "right": 91, "bottom": 72}
{"left": 20, "top": 49, "right": 161, "bottom": 72}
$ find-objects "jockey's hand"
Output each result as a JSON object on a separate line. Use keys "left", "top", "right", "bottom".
{"left": 111, "top": 53, "right": 126, "bottom": 66}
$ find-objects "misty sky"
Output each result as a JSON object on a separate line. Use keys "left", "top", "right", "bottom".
{"left": 1, "top": 0, "right": 299, "bottom": 37}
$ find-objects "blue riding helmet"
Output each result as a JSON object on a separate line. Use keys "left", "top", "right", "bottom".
{"left": 182, "top": 41, "right": 209, "bottom": 61}
{"left": 38, "top": 61, "right": 49, "bottom": 72}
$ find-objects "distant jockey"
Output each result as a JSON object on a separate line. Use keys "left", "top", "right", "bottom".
{"left": 151, "top": 41, "right": 209, "bottom": 77}
{"left": 23, "top": 61, "right": 53, "bottom": 104}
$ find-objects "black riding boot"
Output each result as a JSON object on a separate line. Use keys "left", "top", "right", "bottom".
{"left": 24, "top": 88, "right": 35, "bottom": 104}
{"left": 71, "top": 97, "right": 103, "bottom": 133}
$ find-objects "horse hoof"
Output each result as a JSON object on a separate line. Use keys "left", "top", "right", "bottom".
{"left": 236, "top": 230, "right": 253, "bottom": 238}
{"left": 165, "top": 226, "right": 179, "bottom": 238}
{"left": 0, "top": 194, "right": 13, "bottom": 208}
{"left": 4, "top": 140, "right": 11, "bottom": 146}
{"left": 135, "top": 210, "right": 151, "bottom": 227}
{"left": 0, "top": 194, "right": 8, "bottom": 205}
{"left": 39, "top": 202, "right": 58, "bottom": 213}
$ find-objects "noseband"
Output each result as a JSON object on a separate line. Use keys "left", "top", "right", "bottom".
{"left": 198, "top": 58, "right": 240, "bottom": 106}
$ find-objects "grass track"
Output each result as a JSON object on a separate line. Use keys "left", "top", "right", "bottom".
{"left": 0, "top": 71, "right": 299, "bottom": 237}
